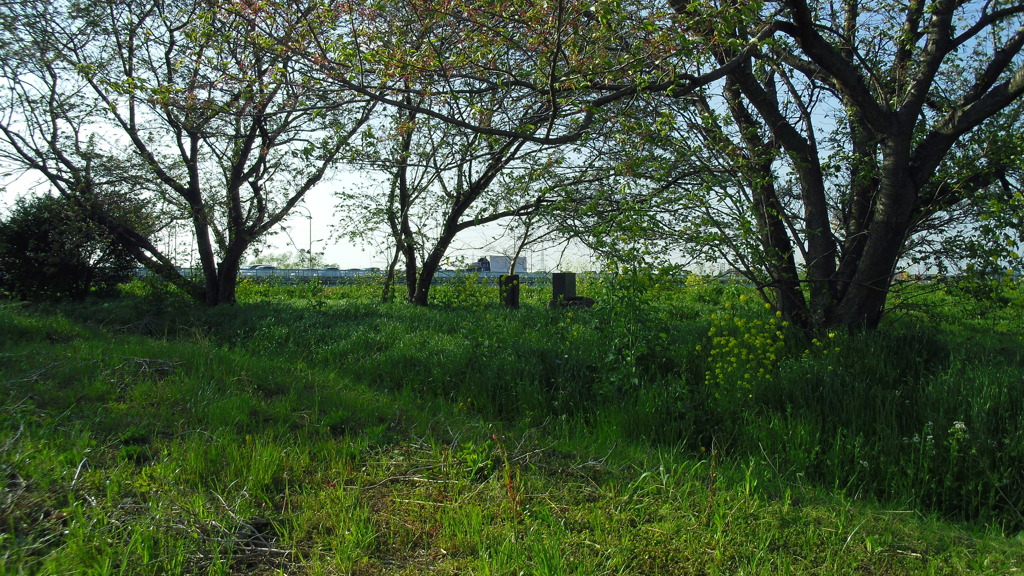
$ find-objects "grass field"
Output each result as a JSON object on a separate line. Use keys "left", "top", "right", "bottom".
{"left": 1, "top": 274, "right": 1022, "bottom": 574}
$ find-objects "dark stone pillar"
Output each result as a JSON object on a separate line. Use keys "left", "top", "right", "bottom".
{"left": 500, "top": 274, "right": 520, "bottom": 309}
{"left": 551, "top": 272, "right": 576, "bottom": 304}
{"left": 548, "top": 272, "right": 594, "bottom": 308}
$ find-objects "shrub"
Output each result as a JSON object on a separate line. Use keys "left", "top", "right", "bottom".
{"left": 0, "top": 194, "right": 136, "bottom": 301}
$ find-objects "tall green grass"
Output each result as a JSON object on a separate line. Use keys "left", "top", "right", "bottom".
{"left": 95, "top": 274, "right": 1024, "bottom": 530}
{"left": 1, "top": 274, "right": 1022, "bottom": 574}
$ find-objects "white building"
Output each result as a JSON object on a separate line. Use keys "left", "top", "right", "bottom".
{"left": 484, "top": 255, "right": 528, "bottom": 274}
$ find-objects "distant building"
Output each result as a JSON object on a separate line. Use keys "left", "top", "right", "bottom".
{"left": 468, "top": 255, "right": 527, "bottom": 274}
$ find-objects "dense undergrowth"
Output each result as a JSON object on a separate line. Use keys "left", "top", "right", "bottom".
{"left": 1, "top": 273, "right": 1022, "bottom": 574}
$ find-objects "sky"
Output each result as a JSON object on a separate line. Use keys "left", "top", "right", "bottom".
{"left": 1, "top": 168, "right": 596, "bottom": 273}
{"left": 257, "top": 171, "right": 597, "bottom": 272}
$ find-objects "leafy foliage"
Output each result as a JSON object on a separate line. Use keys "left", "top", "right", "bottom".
{"left": 0, "top": 194, "right": 136, "bottom": 301}
{"left": 0, "top": 0, "right": 372, "bottom": 305}
{"left": 549, "top": 0, "right": 1024, "bottom": 331}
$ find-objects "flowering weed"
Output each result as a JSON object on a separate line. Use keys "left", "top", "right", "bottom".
{"left": 702, "top": 298, "right": 785, "bottom": 415}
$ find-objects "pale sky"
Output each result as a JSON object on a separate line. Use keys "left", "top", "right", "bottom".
{"left": 1, "top": 169, "right": 595, "bottom": 273}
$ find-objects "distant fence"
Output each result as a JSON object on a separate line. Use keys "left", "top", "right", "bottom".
{"left": 135, "top": 267, "right": 562, "bottom": 286}
{"left": 137, "top": 267, "right": 1005, "bottom": 288}
{"left": 129, "top": 267, "right": 759, "bottom": 288}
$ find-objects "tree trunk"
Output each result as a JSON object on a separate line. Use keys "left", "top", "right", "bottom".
{"left": 724, "top": 78, "right": 811, "bottom": 329}
{"left": 381, "top": 246, "right": 401, "bottom": 303}
{"left": 215, "top": 250, "right": 245, "bottom": 306}
{"left": 411, "top": 228, "right": 462, "bottom": 306}
{"left": 411, "top": 250, "right": 442, "bottom": 306}
{"left": 214, "top": 270, "right": 238, "bottom": 306}
{"left": 833, "top": 142, "right": 918, "bottom": 331}
{"left": 403, "top": 243, "right": 418, "bottom": 302}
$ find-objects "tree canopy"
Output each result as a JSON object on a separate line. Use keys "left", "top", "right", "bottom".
{"left": 660, "top": 0, "right": 1024, "bottom": 330}
{"left": 0, "top": 0, "right": 372, "bottom": 304}
{"left": 0, "top": 0, "right": 1021, "bottom": 328}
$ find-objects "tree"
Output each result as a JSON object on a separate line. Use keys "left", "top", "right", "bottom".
{"left": 252, "top": 0, "right": 1024, "bottom": 329}
{"left": 339, "top": 98, "right": 564, "bottom": 305}
{"left": 584, "top": 0, "right": 1024, "bottom": 331}
{"left": 0, "top": 193, "right": 139, "bottom": 301}
{"left": 250, "top": 0, "right": 784, "bottom": 295}
{"left": 0, "top": 0, "right": 372, "bottom": 305}
{"left": 245, "top": 250, "right": 332, "bottom": 270}
{"left": 285, "top": 0, "right": 641, "bottom": 306}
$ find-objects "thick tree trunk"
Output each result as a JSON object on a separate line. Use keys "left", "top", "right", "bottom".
{"left": 403, "top": 244, "right": 418, "bottom": 302}
{"left": 411, "top": 229, "right": 461, "bottom": 306}
{"left": 215, "top": 250, "right": 245, "bottom": 306}
{"left": 833, "top": 231, "right": 912, "bottom": 330}
{"left": 411, "top": 247, "right": 446, "bottom": 306}
{"left": 832, "top": 143, "right": 918, "bottom": 331}
{"left": 832, "top": 272, "right": 893, "bottom": 330}
{"left": 214, "top": 270, "right": 238, "bottom": 306}
{"left": 190, "top": 206, "right": 222, "bottom": 306}
{"left": 411, "top": 260, "right": 436, "bottom": 306}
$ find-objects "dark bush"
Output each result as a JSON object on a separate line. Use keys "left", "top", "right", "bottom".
{"left": 0, "top": 194, "right": 136, "bottom": 301}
